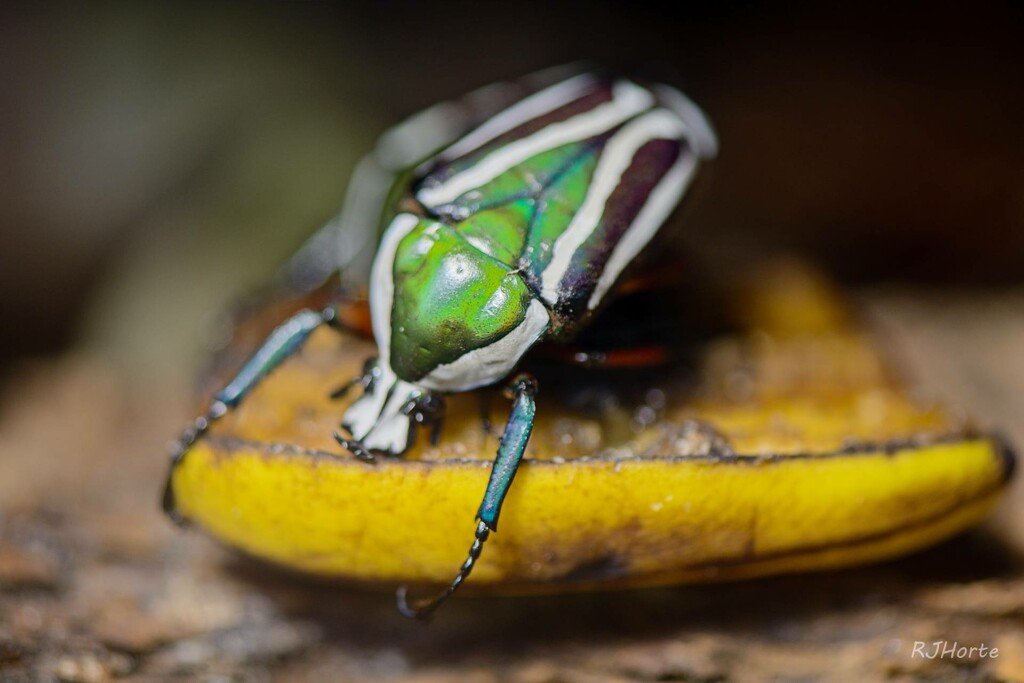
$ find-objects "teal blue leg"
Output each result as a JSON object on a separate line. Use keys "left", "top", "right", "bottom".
{"left": 397, "top": 375, "right": 538, "bottom": 619}
{"left": 162, "top": 307, "right": 340, "bottom": 522}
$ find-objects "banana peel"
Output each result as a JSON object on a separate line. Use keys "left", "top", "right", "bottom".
{"left": 165, "top": 263, "right": 1014, "bottom": 592}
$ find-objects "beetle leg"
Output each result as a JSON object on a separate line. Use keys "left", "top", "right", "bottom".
{"left": 328, "top": 377, "right": 361, "bottom": 401}
{"left": 396, "top": 374, "right": 537, "bottom": 619}
{"left": 332, "top": 432, "right": 376, "bottom": 463}
{"left": 429, "top": 415, "right": 445, "bottom": 446}
{"left": 479, "top": 392, "right": 494, "bottom": 438}
{"left": 331, "top": 386, "right": 446, "bottom": 464}
{"left": 328, "top": 356, "right": 378, "bottom": 400}
{"left": 395, "top": 393, "right": 447, "bottom": 448}
{"left": 327, "top": 359, "right": 383, "bottom": 463}
{"left": 162, "top": 306, "right": 346, "bottom": 523}
{"left": 538, "top": 343, "right": 672, "bottom": 369}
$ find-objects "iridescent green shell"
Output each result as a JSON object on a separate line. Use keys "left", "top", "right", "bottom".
{"left": 386, "top": 73, "right": 716, "bottom": 378}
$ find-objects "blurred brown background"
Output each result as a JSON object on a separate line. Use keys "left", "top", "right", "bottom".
{"left": 3, "top": 3, "right": 1024, "bottom": 681}
{"left": 1, "top": 2, "right": 1021, "bottom": 373}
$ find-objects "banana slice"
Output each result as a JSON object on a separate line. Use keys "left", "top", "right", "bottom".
{"left": 165, "top": 264, "right": 1014, "bottom": 591}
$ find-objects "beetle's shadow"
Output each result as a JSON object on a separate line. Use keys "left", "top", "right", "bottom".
{"left": 222, "top": 528, "right": 1021, "bottom": 666}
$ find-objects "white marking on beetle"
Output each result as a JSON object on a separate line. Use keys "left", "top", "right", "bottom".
{"left": 343, "top": 362, "right": 421, "bottom": 454}
{"left": 369, "top": 213, "right": 420, "bottom": 366}
{"left": 585, "top": 88, "right": 719, "bottom": 310}
{"left": 416, "top": 81, "right": 654, "bottom": 208}
{"left": 342, "top": 212, "right": 424, "bottom": 454}
{"left": 587, "top": 150, "right": 698, "bottom": 310}
{"left": 356, "top": 377, "right": 421, "bottom": 454}
{"left": 420, "top": 299, "right": 550, "bottom": 392}
{"left": 439, "top": 73, "right": 597, "bottom": 161}
{"left": 653, "top": 84, "right": 719, "bottom": 159}
{"left": 539, "top": 109, "right": 687, "bottom": 304}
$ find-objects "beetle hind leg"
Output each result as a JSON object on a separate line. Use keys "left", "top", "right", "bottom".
{"left": 396, "top": 375, "right": 537, "bottom": 619}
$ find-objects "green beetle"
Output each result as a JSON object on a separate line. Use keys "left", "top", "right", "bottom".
{"left": 166, "top": 67, "right": 717, "bottom": 617}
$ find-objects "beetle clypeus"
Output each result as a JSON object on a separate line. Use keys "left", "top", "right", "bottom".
{"left": 164, "top": 66, "right": 717, "bottom": 617}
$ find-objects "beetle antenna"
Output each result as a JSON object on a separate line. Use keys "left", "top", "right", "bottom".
{"left": 396, "top": 520, "right": 491, "bottom": 619}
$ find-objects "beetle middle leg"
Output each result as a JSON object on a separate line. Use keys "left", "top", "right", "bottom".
{"left": 397, "top": 374, "right": 537, "bottom": 619}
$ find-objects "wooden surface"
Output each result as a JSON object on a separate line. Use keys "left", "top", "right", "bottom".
{"left": 1, "top": 289, "right": 1023, "bottom": 682}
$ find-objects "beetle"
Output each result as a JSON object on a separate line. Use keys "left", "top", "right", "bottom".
{"left": 165, "top": 66, "right": 717, "bottom": 618}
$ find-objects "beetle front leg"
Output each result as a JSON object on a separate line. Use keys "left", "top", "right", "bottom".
{"left": 162, "top": 306, "right": 344, "bottom": 522}
{"left": 329, "top": 358, "right": 385, "bottom": 463}
{"left": 397, "top": 374, "right": 537, "bottom": 619}
{"left": 401, "top": 393, "right": 447, "bottom": 447}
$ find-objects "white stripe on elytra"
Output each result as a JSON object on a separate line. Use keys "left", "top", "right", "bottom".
{"left": 587, "top": 150, "right": 699, "bottom": 310}
{"left": 539, "top": 109, "right": 687, "bottom": 304}
{"left": 438, "top": 72, "right": 597, "bottom": 162}
{"left": 420, "top": 298, "right": 550, "bottom": 392}
{"left": 586, "top": 88, "right": 718, "bottom": 310}
{"left": 652, "top": 84, "right": 719, "bottom": 159}
{"left": 416, "top": 80, "right": 654, "bottom": 208}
